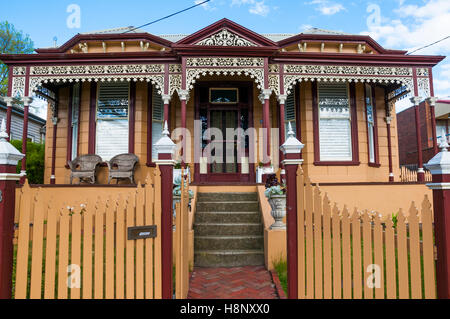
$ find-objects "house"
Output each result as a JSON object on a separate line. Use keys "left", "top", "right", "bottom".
{"left": 0, "top": 100, "right": 46, "bottom": 143}
{"left": 397, "top": 99, "right": 449, "bottom": 167}
{"left": 0, "top": 18, "right": 444, "bottom": 207}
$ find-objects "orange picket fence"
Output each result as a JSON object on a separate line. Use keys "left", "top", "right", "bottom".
{"left": 400, "top": 166, "right": 432, "bottom": 182}
{"left": 13, "top": 168, "right": 163, "bottom": 299}
{"left": 174, "top": 171, "right": 191, "bottom": 299}
{"left": 297, "top": 167, "right": 436, "bottom": 299}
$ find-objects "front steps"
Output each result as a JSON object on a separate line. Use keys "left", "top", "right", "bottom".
{"left": 194, "top": 192, "right": 264, "bottom": 267}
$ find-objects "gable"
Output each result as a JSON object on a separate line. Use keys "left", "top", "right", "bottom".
{"left": 195, "top": 29, "right": 257, "bottom": 47}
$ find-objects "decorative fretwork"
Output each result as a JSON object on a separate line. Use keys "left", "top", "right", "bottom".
{"left": 169, "top": 64, "right": 182, "bottom": 73}
{"left": 268, "top": 74, "right": 280, "bottom": 95}
{"left": 169, "top": 74, "right": 182, "bottom": 95}
{"left": 186, "top": 68, "right": 265, "bottom": 91}
{"left": 30, "top": 64, "right": 164, "bottom": 76}
{"left": 12, "top": 77, "right": 25, "bottom": 98}
{"left": 186, "top": 57, "right": 264, "bottom": 68}
{"left": 195, "top": 29, "right": 257, "bottom": 47}
{"left": 284, "top": 64, "right": 413, "bottom": 77}
{"left": 13, "top": 67, "right": 26, "bottom": 76}
{"left": 416, "top": 68, "right": 429, "bottom": 77}
{"left": 418, "top": 77, "right": 431, "bottom": 98}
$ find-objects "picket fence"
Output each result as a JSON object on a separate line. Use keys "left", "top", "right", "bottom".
{"left": 400, "top": 166, "right": 432, "bottom": 182}
{"left": 13, "top": 169, "right": 164, "bottom": 299}
{"left": 297, "top": 167, "right": 436, "bottom": 299}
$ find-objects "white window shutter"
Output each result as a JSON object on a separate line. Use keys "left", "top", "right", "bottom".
{"left": 318, "top": 83, "right": 352, "bottom": 161}
{"left": 152, "top": 87, "right": 164, "bottom": 161}
{"left": 96, "top": 82, "right": 129, "bottom": 160}
{"left": 284, "top": 92, "right": 297, "bottom": 137}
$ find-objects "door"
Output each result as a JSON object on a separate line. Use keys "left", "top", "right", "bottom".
{"left": 195, "top": 83, "right": 255, "bottom": 183}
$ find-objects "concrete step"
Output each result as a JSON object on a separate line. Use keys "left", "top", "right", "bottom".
{"left": 195, "top": 235, "right": 264, "bottom": 251}
{"left": 196, "top": 201, "right": 259, "bottom": 213}
{"left": 197, "top": 192, "right": 258, "bottom": 202}
{"left": 194, "top": 223, "right": 263, "bottom": 236}
{"left": 195, "top": 211, "right": 261, "bottom": 224}
{"left": 194, "top": 250, "right": 265, "bottom": 267}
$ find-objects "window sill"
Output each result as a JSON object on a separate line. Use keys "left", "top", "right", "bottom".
{"left": 314, "top": 161, "right": 360, "bottom": 166}
{"left": 146, "top": 162, "right": 157, "bottom": 168}
{"left": 368, "top": 162, "right": 381, "bottom": 168}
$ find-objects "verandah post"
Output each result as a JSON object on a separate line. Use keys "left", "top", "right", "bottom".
{"left": 0, "top": 119, "right": 24, "bottom": 299}
{"left": 425, "top": 133, "right": 450, "bottom": 298}
{"left": 154, "top": 121, "right": 176, "bottom": 299}
{"left": 280, "top": 123, "right": 304, "bottom": 299}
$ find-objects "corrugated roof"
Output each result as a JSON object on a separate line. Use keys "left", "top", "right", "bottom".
{"left": 81, "top": 26, "right": 145, "bottom": 35}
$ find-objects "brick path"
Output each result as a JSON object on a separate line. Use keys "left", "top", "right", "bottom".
{"left": 187, "top": 266, "right": 280, "bottom": 299}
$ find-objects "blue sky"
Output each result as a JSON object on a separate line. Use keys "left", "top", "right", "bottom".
{"left": 2, "top": 0, "right": 450, "bottom": 115}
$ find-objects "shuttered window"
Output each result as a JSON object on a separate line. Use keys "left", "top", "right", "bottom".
{"left": 71, "top": 83, "right": 80, "bottom": 161}
{"left": 318, "top": 83, "right": 352, "bottom": 161}
{"left": 95, "top": 82, "right": 129, "bottom": 161}
{"left": 365, "top": 84, "right": 376, "bottom": 163}
{"left": 152, "top": 87, "right": 164, "bottom": 161}
{"left": 285, "top": 91, "right": 297, "bottom": 137}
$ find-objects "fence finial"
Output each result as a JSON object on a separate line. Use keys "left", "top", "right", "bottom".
{"left": 0, "top": 118, "right": 8, "bottom": 141}
{"left": 439, "top": 128, "right": 449, "bottom": 152}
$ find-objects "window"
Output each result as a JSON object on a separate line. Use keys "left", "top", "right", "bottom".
{"left": 209, "top": 88, "right": 238, "bottom": 104}
{"left": 151, "top": 86, "right": 164, "bottom": 161}
{"left": 317, "top": 83, "right": 352, "bottom": 161}
{"left": 437, "top": 120, "right": 449, "bottom": 143}
{"left": 365, "top": 84, "right": 376, "bottom": 164}
{"left": 95, "top": 82, "right": 129, "bottom": 161}
{"left": 71, "top": 83, "right": 81, "bottom": 160}
{"left": 285, "top": 91, "right": 297, "bottom": 137}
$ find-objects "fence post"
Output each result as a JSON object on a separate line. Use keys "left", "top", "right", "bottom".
{"left": 425, "top": 133, "right": 450, "bottom": 299}
{"left": 280, "top": 123, "right": 304, "bottom": 299}
{"left": 0, "top": 119, "right": 24, "bottom": 299}
{"left": 154, "top": 121, "right": 177, "bottom": 299}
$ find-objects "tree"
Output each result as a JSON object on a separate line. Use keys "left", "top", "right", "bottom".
{"left": 0, "top": 21, "right": 34, "bottom": 96}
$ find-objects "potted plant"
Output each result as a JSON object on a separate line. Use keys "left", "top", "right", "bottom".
{"left": 173, "top": 161, "right": 191, "bottom": 184}
{"left": 264, "top": 174, "right": 286, "bottom": 230}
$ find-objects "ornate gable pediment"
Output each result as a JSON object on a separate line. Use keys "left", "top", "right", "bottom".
{"left": 195, "top": 29, "right": 257, "bottom": 47}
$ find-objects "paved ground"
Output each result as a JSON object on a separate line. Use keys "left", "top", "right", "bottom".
{"left": 187, "top": 266, "right": 280, "bottom": 299}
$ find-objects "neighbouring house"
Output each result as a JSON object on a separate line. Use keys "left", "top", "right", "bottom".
{"left": 0, "top": 100, "right": 46, "bottom": 143}
{"left": 0, "top": 18, "right": 445, "bottom": 211}
{"left": 397, "top": 99, "right": 449, "bottom": 167}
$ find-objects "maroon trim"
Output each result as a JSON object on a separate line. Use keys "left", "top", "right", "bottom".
{"left": 314, "top": 181, "right": 427, "bottom": 186}
{"left": 429, "top": 68, "right": 438, "bottom": 155}
{"left": 51, "top": 124, "right": 57, "bottom": 185}
{"left": 129, "top": 82, "right": 136, "bottom": 154}
{"left": 278, "top": 33, "right": 407, "bottom": 55}
{"left": 88, "top": 82, "right": 97, "bottom": 154}
{"left": 312, "top": 82, "right": 360, "bottom": 166}
{"left": 159, "top": 163, "right": 174, "bottom": 299}
{"left": 278, "top": 101, "right": 285, "bottom": 168}
{"left": 35, "top": 33, "right": 173, "bottom": 53}
{"left": 7, "top": 65, "right": 12, "bottom": 96}
{"left": 20, "top": 104, "right": 29, "bottom": 184}
{"left": 146, "top": 84, "right": 154, "bottom": 167}
{"left": 66, "top": 85, "right": 74, "bottom": 166}
{"left": 414, "top": 104, "right": 425, "bottom": 181}
{"left": 5, "top": 105, "right": 12, "bottom": 141}
{"left": 295, "top": 83, "right": 302, "bottom": 160}
{"left": 0, "top": 169, "right": 18, "bottom": 298}
{"left": 263, "top": 98, "right": 271, "bottom": 166}
{"left": 365, "top": 84, "right": 380, "bottom": 166}
{"left": 175, "top": 18, "right": 278, "bottom": 47}
{"left": 285, "top": 158, "right": 300, "bottom": 299}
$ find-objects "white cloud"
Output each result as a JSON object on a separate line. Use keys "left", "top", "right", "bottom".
{"left": 361, "top": 0, "right": 450, "bottom": 100}
{"left": 231, "top": 0, "right": 270, "bottom": 17}
{"left": 195, "top": 0, "right": 216, "bottom": 11}
{"left": 306, "top": 0, "right": 346, "bottom": 16}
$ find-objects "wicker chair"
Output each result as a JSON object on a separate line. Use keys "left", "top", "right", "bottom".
{"left": 68, "top": 154, "right": 103, "bottom": 184}
{"left": 107, "top": 153, "right": 139, "bottom": 184}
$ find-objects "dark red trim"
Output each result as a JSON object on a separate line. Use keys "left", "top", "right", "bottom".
{"left": 175, "top": 18, "right": 278, "bottom": 47}
{"left": 313, "top": 181, "right": 427, "bottom": 186}
{"left": 312, "top": 82, "right": 359, "bottom": 166}
{"left": 414, "top": 104, "right": 425, "bottom": 181}
{"left": 365, "top": 84, "right": 380, "bottom": 166}
{"left": 263, "top": 98, "right": 271, "bottom": 166}
{"left": 295, "top": 83, "right": 302, "bottom": 160}
{"left": 66, "top": 85, "right": 74, "bottom": 166}
{"left": 51, "top": 123, "right": 57, "bottom": 185}
{"left": 7, "top": 66, "right": 12, "bottom": 96}
{"left": 88, "top": 82, "right": 97, "bottom": 154}
{"left": 278, "top": 101, "right": 285, "bottom": 168}
{"left": 35, "top": 33, "right": 173, "bottom": 53}
{"left": 129, "top": 82, "right": 136, "bottom": 154}
{"left": 278, "top": 33, "right": 407, "bottom": 55}
{"left": 146, "top": 83, "right": 154, "bottom": 167}
{"left": 5, "top": 105, "right": 12, "bottom": 141}
{"left": 429, "top": 68, "right": 439, "bottom": 155}
{"left": 159, "top": 163, "right": 174, "bottom": 299}
{"left": 285, "top": 159, "right": 300, "bottom": 299}
{"left": 20, "top": 104, "right": 29, "bottom": 183}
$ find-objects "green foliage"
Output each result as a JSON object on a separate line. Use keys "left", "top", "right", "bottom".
{"left": 264, "top": 185, "right": 286, "bottom": 199}
{"left": 392, "top": 212, "right": 399, "bottom": 229}
{"left": 0, "top": 21, "right": 34, "bottom": 96}
{"left": 273, "top": 257, "right": 287, "bottom": 296}
{"left": 10, "top": 140, "right": 45, "bottom": 184}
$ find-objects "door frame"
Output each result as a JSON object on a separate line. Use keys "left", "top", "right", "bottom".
{"left": 194, "top": 81, "right": 256, "bottom": 184}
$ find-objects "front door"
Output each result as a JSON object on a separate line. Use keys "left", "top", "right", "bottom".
{"left": 194, "top": 82, "right": 255, "bottom": 183}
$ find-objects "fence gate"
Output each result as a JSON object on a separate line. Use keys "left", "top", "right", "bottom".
{"left": 13, "top": 169, "right": 163, "bottom": 299}
{"left": 295, "top": 167, "right": 437, "bottom": 299}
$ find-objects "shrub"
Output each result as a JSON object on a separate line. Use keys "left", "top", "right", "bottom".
{"left": 10, "top": 140, "right": 45, "bottom": 184}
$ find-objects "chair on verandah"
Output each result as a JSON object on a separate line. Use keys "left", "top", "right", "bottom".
{"left": 68, "top": 154, "right": 103, "bottom": 184}
{"left": 106, "top": 153, "right": 139, "bottom": 184}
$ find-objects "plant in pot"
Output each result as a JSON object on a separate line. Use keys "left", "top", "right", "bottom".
{"left": 264, "top": 174, "right": 287, "bottom": 230}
